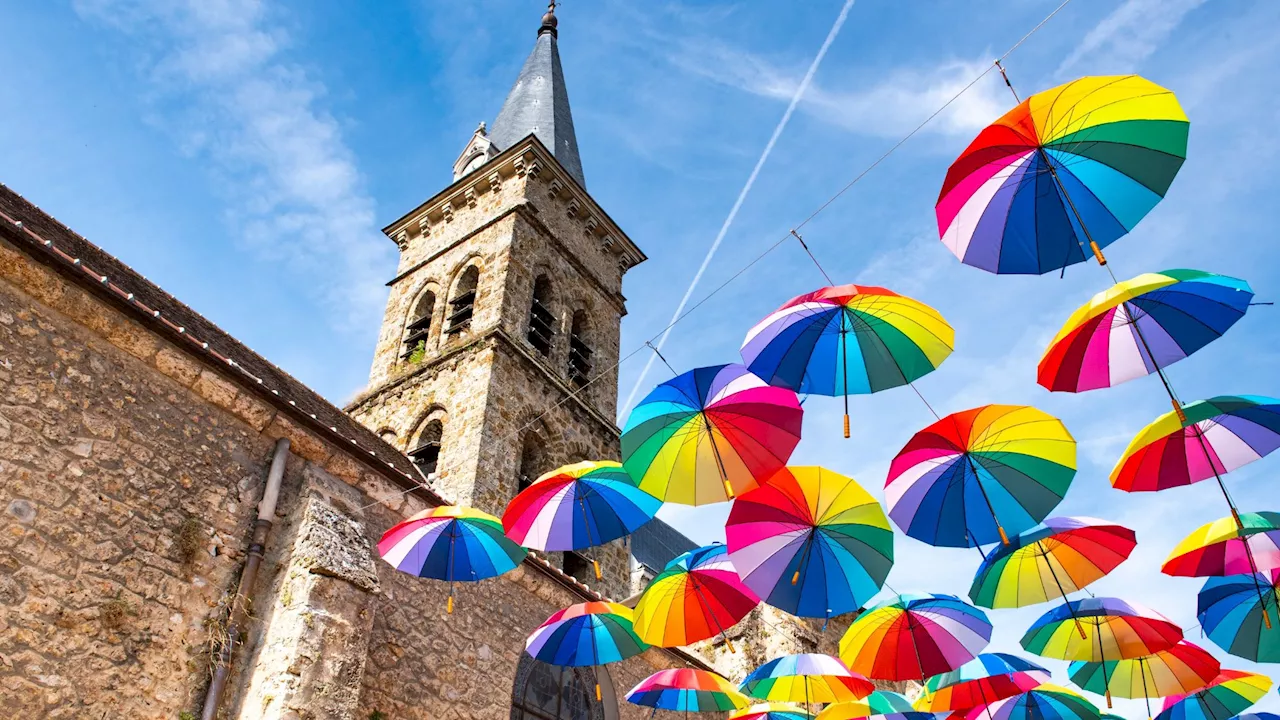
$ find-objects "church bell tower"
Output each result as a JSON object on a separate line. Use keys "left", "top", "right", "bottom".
{"left": 346, "top": 4, "right": 645, "bottom": 596}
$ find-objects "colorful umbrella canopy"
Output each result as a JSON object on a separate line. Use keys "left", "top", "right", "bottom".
{"left": 839, "top": 593, "right": 993, "bottom": 681}
{"left": 1111, "top": 395, "right": 1280, "bottom": 494}
{"left": 936, "top": 74, "right": 1188, "bottom": 275}
{"left": 502, "top": 461, "right": 661, "bottom": 560}
{"left": 956, "top": 684, "right": 1101, "bottom": 720}
{"left": 1022, "top": 598, "right": 1183, "bottom": 662}
{"left": 1038, "top": 270, "right": 1253, "bottom": 393}
{"left": 1198, "top": 569, "right": 1280, "bottom": 662}
{"left": 1156, "top": 671, "right": 1272, "bottom": 720}
{"left": 633, "top": 544, "right": 759, "bottom": 648}
{"left": 818, "top": 692, "right": 935, "bottom": 720}
{"left": 525, "top": 601, "right": 649, "bottom": 667}
{"left": 625, "top": 668, "right": 749, "bottom": 713}
{"left": 970, "top": 517, "right": 1136, "bottom": 610}
{"left": 739, "top": 654, "right": 875, "bottom": 706}
{"left": 377, "top": 505, "right": 527, "bottom": 611}
{"left": 1068, "top": 641, "right": 1220, "bottom": 715}
{"left": 916, "top": 653, "right": 1050, "bottom": 712}
{"left": 739, "top": 284, "right": 954, "bottom": 436}
{"left": 1163, "top": 512, "right": 1280, "bottom": 578}
{"left": 885, "top": 404, "right": 1077, "bottom": 547}
{"left": 732, "top": 704, "right": 816, "bottom": 720}
{"left": 622, "top": 364, "right": 803, "bottom": 505}
{"left": 726, "top": 466, "right": 894, "bottom": 618}
{"left": 1233, "top": 714, "right": 1280, "bottom": 720}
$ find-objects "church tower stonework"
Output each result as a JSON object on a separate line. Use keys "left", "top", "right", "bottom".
{"left": 346, "top": 6, "right": 645, "bottom": 598}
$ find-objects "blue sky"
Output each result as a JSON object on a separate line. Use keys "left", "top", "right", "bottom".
{"left": 4, "top": 0, "right": 1279, "bottom": 713}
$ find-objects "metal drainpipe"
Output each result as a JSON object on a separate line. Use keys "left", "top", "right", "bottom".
{"left": 201, "top": 437, "right": 290, "bottom": 720}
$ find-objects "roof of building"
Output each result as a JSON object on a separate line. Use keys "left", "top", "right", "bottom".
{"left": 631, "top": 518, "right": 699, "bottom": 573}
{"left": 488, "top": 6, "right": 585, "bottom": 188}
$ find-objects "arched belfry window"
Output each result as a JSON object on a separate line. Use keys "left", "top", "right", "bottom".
{"left": 567, "top": 310, "right": 593, "bottom": 388}
{"left": 409, "top": 419, "right": 443, "bottom": 476}
{"left": 510, "top": 656, "right": 611, "bottom": 720}
{"left": 517, "top": 432, "right": 546, "bottom": 494}
{"left": 403, "top": 288, "right": 436, "bottom": 360}
{"left": 527, "top": 275, "right": 555, "bottom": 355}
{"left": 446, "top": 266, "right": 480, "bottom": 335}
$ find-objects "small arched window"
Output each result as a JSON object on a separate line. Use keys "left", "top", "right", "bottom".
{"left": 409, "top": 419, "right": 443, "bottom": 476}
{"left": 446, "top": 266, "right": 480, "bottom": 335}
{"left": 567, "top": 311, "right": 592, "bottom": 388}
{"left": 403, "top": 289, "right": 436, "bottom": 360}
{"left": 511, "top": 656, "right": 610, "bottom": 720}
{"left": 517, "top": 432, "right": 546, "bottom": 495}
{"left": 527, "top": 275, "right": 555, "bottom": 356}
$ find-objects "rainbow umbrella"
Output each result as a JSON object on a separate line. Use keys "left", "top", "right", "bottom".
{"left": 622, "top": 364, "right": 803, "bottom": 505}
{"left": 740, "top": 654, "right": 875, "bottom": 706}
{"left": 955, "top": 684, "right": 1101, "bottom": 720}
{"left": 1156, "top": 671, "right": 1272, "bottom": 720}
{"left": 818, "top": 692, "right": 936, "bottom": 720}
{"left": 1038, "top": 270, "right": 1253, "bottom": 394}
{"left": 937, "top": 75, "right": 1188, "bottom": 275}
{"left": 1022, "top": 598, "right": 1183, "bottom": 707}
{"left": 625, "top": 668, "right": 749, "bottom": 715}
{"left": 916, "top": 653, "right": 1050, "bottom": 713}
{"left": 1198, "top": 569, "right": 1280, "bottom": 662}
{"left": 1165, "top": 513, "right": 1280, "bottom": 578}
{"left": 885, "top": 404, "right": 1077, "bottom": 547}
{"left": 970, "top": 517, "right": 1136, "bottom": 611}
{"left": 1234, "top": 714, "right": 1280, "bottom": 720}
{"left": 839, "top": 593, "right": 992, "bottom": 681}
{"left": 1068, "top": 641, "right": 1220, "bottom": 718}
{"left": 502, "top": 460, "right": 660, "bottom": 578}
{"left": 732, "top": 704, "right": 815, "bottom": 720}
{"left": 377, "top": 505, "right": 527, "bottom": 612}
{"left": 525, "top": 601, "right": 649, "bottom": 667}
{"left": 633, "top": 544, "right": 759, "bottom": 649}
{"left": 740, "top": 284, "right": 954, "bottom": 437}
{"left": 726, "top": 466, "right": 894, "bottom": 619}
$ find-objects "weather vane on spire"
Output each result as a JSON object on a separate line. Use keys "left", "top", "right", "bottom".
{"left": 539, "top": 0, "right": 559, "bottom": 36}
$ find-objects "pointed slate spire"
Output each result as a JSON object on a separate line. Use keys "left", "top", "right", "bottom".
{"left": 488, "top": 2, "right": 586, "bottom": 187}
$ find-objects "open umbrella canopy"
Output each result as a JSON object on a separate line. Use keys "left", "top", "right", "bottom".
{"left": 1163, "top": 512, "right": 1280, "bottom": 577}
{"left": 625, "top": 668, "right": 749, "bottom": 712}
{"left": 1111, "top": 396, "right": 1280, "bottom": 493}
{"left": 726, "top": 466, "right": 894, "bottom": 618}
{"left": 970, "top": 517, "right": 1136, "bottom": 609}
{"left": 1156, "top": 671, "right": 1272, "bottom": 720}
{"left": 1022, "top": 598, "right": 1183, "bottom": 662}
{"left": 502, "top": 460, "right": 661, "bottom": 552}
{"left": 622, "top": 364, "right": 803, "bottom": 505}
{"left": 633, "top": 543, "right": 759, "bottom": 648}
{"left": 916, "top": 653, "right": 1049, "bottom": 712}
{"left": 525, "top": 602, "right": 649, "bottom": 667}
{"left": 817, "top": 692, "right": 933, "bottom": 720}
{"left": 886, "top": 404, "right": 1077, "bottom": 547}
{"left": 839, "top": 593, "right": 992, "bottom": 681}
{"left": 1038, "top": 270, "right": 1253, "bottom": 393}
{"left": 732, "top": 704, "right": 816, "bottom": 720}
{"left": 739, "top": 654, "right": 875, "bottom": 705}
{"left": 936, "top": 74, "right": 1188, "bottom": 275}
{"left": 955, "top": 684, "right": 1101, "bottom": 720}
{"left": 1198, "top": 569, "right": 1280, "bottom": 663}
{"left": 1068, "top": 641, "right": 1220, "bottom": 702}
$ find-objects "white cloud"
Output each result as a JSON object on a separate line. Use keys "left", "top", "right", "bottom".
{"left": 1057, "top": 0, "right": 1208, "bottom": 76}
{"left": 73, "top": 0, "right": 393, "bottom": 328}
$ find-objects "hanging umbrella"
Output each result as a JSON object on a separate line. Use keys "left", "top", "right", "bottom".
{"left": 839, "top": 593, "right": 992, "bottom": 681}
{"left": 1198, "top": 569, "right": 1280, "bottom": 662}
{"left": 1022, "top": 598, "right": 1183, "bottom": 707}
{"left": 1155, "top": 671, "right": 1272, "bottom": 720}
{"left": 726, "top": 466, "right": 894, "bottom": 619}
{"left": 970, "top": 517, "right": 1136, "bottom": 611}
{"left": 377, "top": 505, "right": 527, "bottom": 612}
{"left": 818, "top": 692, "right": 936, "bottom": 720}
{"left": 625, "top": 668, "right": 749, "bottom": 715}
{"left": 1068, "top": 641, "right": 1221, "bottom": 719}
{"left": 1233, "top": 714, "right": 1280, "bottom": 720}
{"left": 622, "top": 364, "right": 803, "bottom": 505}
{"left": 739, "top": 654, "right": 874, "bottom": 706}
{"left": 732, "top": 704, "right": 816, "bottom": 720}
{"left": 633, "top": 544, "right": 759, "bottom": 649}
{"left": 525, "top": 601, "right": 649, "bottom": 666}
{"left": 937, "top": 74, "right": 1188, "bottom": 275}
{"left": 740, "top": 284, "right": 954, "bottom": 437}
{"left": 1038, "top": 270, "right": 1254, "bottom": 394}
{"left": 885, "top": 404, "right": 1077, "bottom": 547}
{"left": 915, "top": 653, "right": 1050, "bottom": 713}
{"left": 1164, "top": 512, "right": 1280, "bottom": 578}
{"left": 954, "top": 684, "right": 1101, "bottom": 720}
{"left": 502, "top": 460, "right": 660, "bottom": 579}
